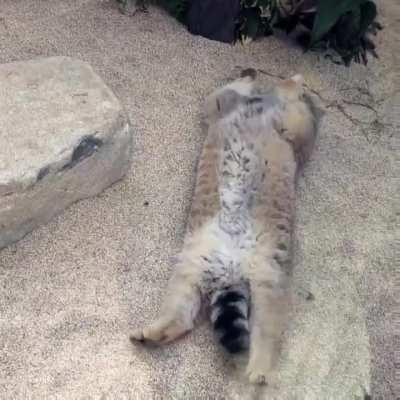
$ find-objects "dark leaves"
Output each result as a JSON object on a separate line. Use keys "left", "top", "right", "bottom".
{"left": 310, "top": 0, "right": 364, "bottom": 44}
{"left": 274, "top": 0, "right": 380, "bottom": 66}
{"left": 148, "top": 0, "right": 381, "bottom": 66}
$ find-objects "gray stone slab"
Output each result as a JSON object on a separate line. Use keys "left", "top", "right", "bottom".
{"left": 0, "top": 56, "right": 132, "bottom": 249}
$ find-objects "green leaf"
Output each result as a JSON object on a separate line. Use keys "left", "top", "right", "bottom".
{"left": 256, "top": 0, "right": 271, "bottom": 8}
{"left": 156, "top": 0, "right": 189, "bottom": 22}
{"left": 244, "top": 8, "right": 261, "bottom": 38}
{"left": 310, "top": 0, "right": 365, "bottom": 44}
{"left": 359, "top": 1, "right": 377, "bottom": 36}
{"left": 242, "top": 0, "right": 258, "bottom": 8}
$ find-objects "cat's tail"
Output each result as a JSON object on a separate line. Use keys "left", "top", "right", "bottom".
{"left": 210, "top": 285, "right": 250, "bottom": 354}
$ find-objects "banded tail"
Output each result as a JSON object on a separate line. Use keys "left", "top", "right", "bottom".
{"left": 210, "top": 285, "right": 250, "bottom": 354}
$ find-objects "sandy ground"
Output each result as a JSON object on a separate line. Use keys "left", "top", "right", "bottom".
{"left": 0, "top": 1, "right": 398, "bottom": 399}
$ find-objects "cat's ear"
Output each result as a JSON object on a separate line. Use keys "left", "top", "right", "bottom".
{"left": 287, "top": 74, "right": 305, "bottom": 97}
{"left": 290, "top": 74, "right": 304, "bottom": 86}
{"left": 203, "top": 77, "right": 255, "bottom": 124}
{"left": 203, "top": 89, "right": 241, "bottom": 124}
{"left": 275, "top": 74, "right": 304, "bottom": 100}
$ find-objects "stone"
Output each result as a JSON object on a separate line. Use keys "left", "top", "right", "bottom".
{"left": 0, "top": 56, "right": 133, "bottom": 249}
{"left": 187, "top": 0, "right": 241, "bottom": 43}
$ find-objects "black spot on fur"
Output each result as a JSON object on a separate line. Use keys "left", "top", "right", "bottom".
{"left": 277, "top": 223, "right": 288, "bottom": 231}
{"left": 232, "top": 199, "right": 244, "bottom": 207}
{"left": 223, "top": 139, "right": 230, "bottom": 151}
{"left": 278, "top": 242, "right": 288, "bottom": 251}
{"left": 273, "top": 199, "right": 285, "bottom": 210}
{"left": 256, "top": 106, "right": 263, "bottom": 114}
{"left": 214, "top": 256, "right": 225, "bottom": 266}
{"left": 246, "top": 96, "right": 263, "bottom": 105}
{"left": 62, "top": 136, "right": 103, "bottom": 170}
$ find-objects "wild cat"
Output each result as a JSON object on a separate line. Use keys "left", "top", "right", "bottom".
{"left": 130, "top": 70, "right": 321, "bottom": 384}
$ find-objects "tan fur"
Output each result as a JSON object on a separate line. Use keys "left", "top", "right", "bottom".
{"left": 186, "top": 128, "right": 221, "bottom": 234}
{"left": 130, "top": 72, "right": 322, "bottom": 385}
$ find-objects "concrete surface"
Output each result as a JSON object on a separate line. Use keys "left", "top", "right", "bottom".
{"left": 0, "top": 56, "right": 132, "bottom": 249}
{"left": 0, "top": 0, "right": 398, "bottom": 399}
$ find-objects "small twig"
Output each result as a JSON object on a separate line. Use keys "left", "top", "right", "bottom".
{"left": 256, "top": 68, "right": 286, "bottom": 80}
{"left": 339, "top": 86, "right": 373, "bottom": 99}
{"left": 72, "top": 92, "right": 89, "bottom": 97}
{"left": 326, "top": 101, "right": 364, "bottom": 126}
{"left": 342, "top": 100, "right": 379, "bottom": 117}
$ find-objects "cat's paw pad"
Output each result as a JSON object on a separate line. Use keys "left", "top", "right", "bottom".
{"left": 129, "top": 326, "right": 167, "bottom": 344}
{"left": 130, "top": 320, "right": 187, "bottom": 345}
{"left": 246, "top": 362, "right": 277, "bottom": 386}
{"left": 247, "top": 369, "right": 268, "bottom": 385}
{"left": 129, "top": 328, "right": 146, "bottom": 343}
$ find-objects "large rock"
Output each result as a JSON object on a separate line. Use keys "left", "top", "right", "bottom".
{"left": 0, "top": 56, "right": 132, "bottom": 249}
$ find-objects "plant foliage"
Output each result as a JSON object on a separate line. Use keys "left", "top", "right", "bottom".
{"left": 118, "top": 0, "right": 381, "bottom": 66}
{"left": 239, "top": 0, "right": 381, "bottom": 65}
{"left": 156, "top": 0, "right": 189, "bottom": 22}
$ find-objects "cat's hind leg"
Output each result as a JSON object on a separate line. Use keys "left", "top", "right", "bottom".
{"left": 246, "top": 256, "right": 291, "bottom": 385}
{"left": 130, "top": 261, "right": 201, "bottom": 344}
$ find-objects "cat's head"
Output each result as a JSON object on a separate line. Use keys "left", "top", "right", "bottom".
{"left": 203, "top": 69, "right": 257, "bottom": 125}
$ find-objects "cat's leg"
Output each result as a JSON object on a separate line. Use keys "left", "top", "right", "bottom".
{"left": 246, "top": 257, "right": 290, "bottom": 384}
{"left": 130, "top": 261, "right": 201, "bottom": 344}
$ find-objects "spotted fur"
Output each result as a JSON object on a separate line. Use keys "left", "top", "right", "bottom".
{"left": 130, "top": 71, "right": 323, "bottom": 385}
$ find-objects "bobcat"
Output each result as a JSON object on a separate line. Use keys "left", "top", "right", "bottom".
{"left": 130, "top": 70, "right": 322, "bottom": 384}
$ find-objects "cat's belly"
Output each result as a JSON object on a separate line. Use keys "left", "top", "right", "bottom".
{"left": 199, "top": 215, "right": 256, "bottom": 294}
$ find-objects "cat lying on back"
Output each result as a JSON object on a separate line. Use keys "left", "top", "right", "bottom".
{"left": 130, "top": 70, "right": 322, "bottom": 384}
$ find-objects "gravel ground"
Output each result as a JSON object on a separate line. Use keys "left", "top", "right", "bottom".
{"left": 0, "top": 1, "right": 398, "bottom": 398}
